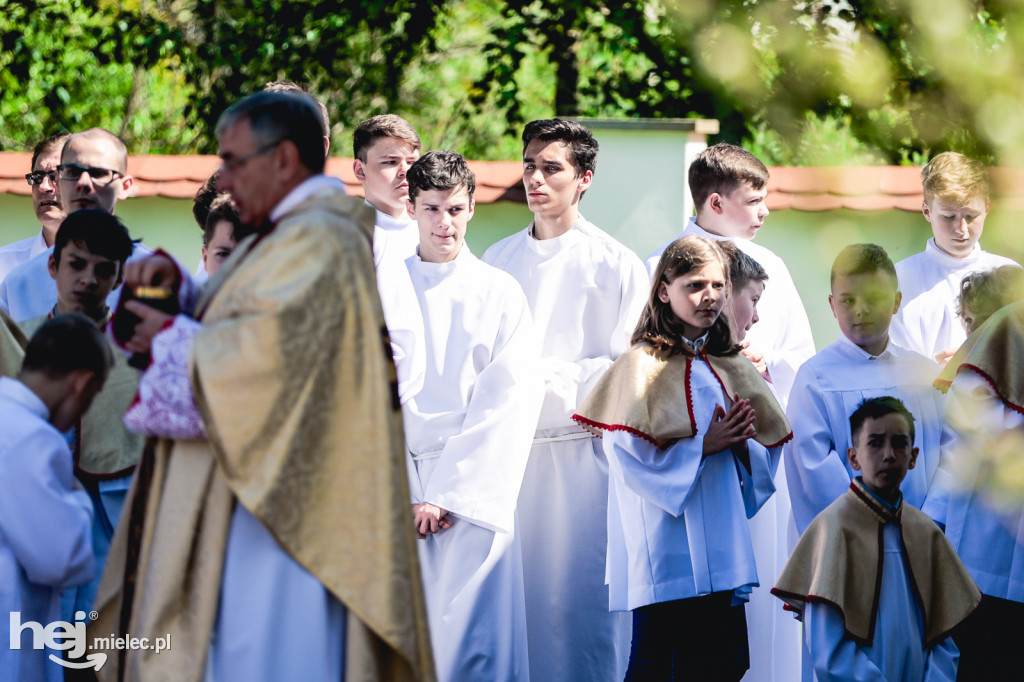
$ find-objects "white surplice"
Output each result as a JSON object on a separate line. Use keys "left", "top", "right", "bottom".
{"left": 891, "top": 239, "right": 1018, "bottom": 360}
{"left": 0, "top": 231, "right": 47, "bottom": 284}
{"left": 384, "top": 245, "right": 543, "bottom": 682}
{"left": 371, "top": 204, "right": 420, "bottom": 270}
{"left": 0, "top": 243, "right": 155, "bottom": 322}
{"left": 0, "top": 377, "right": 94, "bottom": 682}
{"left": 804, "top": 522, "right": 959, "bottom": 682}
{"left": 602, "top": 355, "right": 780, "bottom": 612}
{"left": 482, "top": 217, "right": 646, "bottom": 682}
{"left": 647, "top": 217, "right": 813, "bottom": 682}
{"left": 785, "top": 335, "right": 950, "bottom": 534}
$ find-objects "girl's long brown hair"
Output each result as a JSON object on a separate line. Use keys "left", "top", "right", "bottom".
{"left": 633, "top": 236, "right": 741, "bottom": 357}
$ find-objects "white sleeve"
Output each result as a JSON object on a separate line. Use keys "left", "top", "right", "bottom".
{"left": 0, "top": 431, "right": 93, "bottom": 587}
{"left": 604, "top": 431, "right": 707, "bottom": 517}
{"left": 804, "top": 601, "right": 886, "bottom": 682}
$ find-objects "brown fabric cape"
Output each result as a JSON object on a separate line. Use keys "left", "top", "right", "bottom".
{"left": 572, "top": 342, "right": 792, "bottom": 450}
{"left": 772, "top": 479, "right": 981, "bottom": 648}
{"left": 89, "top": 189, "right": 435, "bottom": 682}
{"left": 0, "top": 308, "right": 26, "bottom": 377}
{"left": 22, "top": 314, "right": 145, "bottom": 478}
{"left": 935, "top": 299, "right": 1024, "bottom": 413}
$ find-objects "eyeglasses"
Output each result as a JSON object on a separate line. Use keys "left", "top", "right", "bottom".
{"left": 219, "top": 140, "right": 282, "bottom": 173}
{"left": 25, "top": 170, "right": 57, "bottom": 187}
{"left": 57, "top": 164, "right": 124, "bottom": 187}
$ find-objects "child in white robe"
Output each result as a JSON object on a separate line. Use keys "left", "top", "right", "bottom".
{"left": 383, "top": 150, "right": 543, "bottom": 682}
{"left": 774, "top": 396, "right": 979, "bottom": 682}
{"left": 954, "top": 264, "right": 1024, "bottom": 336}
{"left": 0, "top": 315, "right": 112, "bottom": 681}
{"left": 890, "top": 152, "right": 1019, "bottom": 365}
{"left": 483, "top": 118, "right": 644, "bottom": 682}
{"left": 574, "top": 236, "right": 790, "bottom": 681}
{"left": 786, "top": 244, "right": 952, "bottom": 534}
{"left": 645, "top": 142, "right": 814, "bottom": 404}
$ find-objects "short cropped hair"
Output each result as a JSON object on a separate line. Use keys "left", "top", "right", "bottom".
{"left": 193, "top": 170, "right": 221, "bottom": 230}
{"left": 921, "top": 152, "right": 990, "bottom": 206}
{"left": 217, "top": 92, "right": 326, "bottom": 174}
{"left": 352, "top": 114, "right": 422, "bottom": 162}
{"left": 203, "top": 194, "right": 245, "bottom": 247}
{"left": 32, "top": 132, "right": 71, "bottom": 170}
{"left": 54, "top": 210, "right": 135, "bottom": 267}
{"left": 263, "top": 80, "right": 330, "bottom": 141}
{"left": 830, "top": 243, "right": 897, "bottom": 288}
{"left": 521, "top": 119, "right": 598, "bottom": 177}
{"left": 22, "top": 313, "right": 114, "bottom": 382}
{"left": 406, "top": 150, "right": 475, "bottom": 203}
{"left": 63, "top": 128, "right": 129, "bottom": 174}
{"left": 688, "top": 142, "right": 769, "bottom": 209}
{"left": 719, "top": 241, "right": 768, "bottom": 292}
{"left": 849, "top": 396, "right": 916, "bottom": 447}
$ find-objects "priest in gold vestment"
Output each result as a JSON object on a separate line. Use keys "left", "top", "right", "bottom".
{"left": 89, "top": 92, "right": 434, "bottom": 682}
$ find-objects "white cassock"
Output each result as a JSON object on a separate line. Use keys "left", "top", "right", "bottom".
{"left": 602, "top": 356, "right": 780, "bottom": 612}
{"left": 648, "top": 217, "right": 813, "bottom": 682}
{"left": 482, "top": 217, "right": 645, "bottom": 682}
{"left": 803, "top": 522, "right": 959, "bottom": 682}
{"left": 381, "top": 245, "right": 543, "bottom": 682}
{"left": 0, "top": 377, "right": 94, "bottom": 682}
{"left": 0, "top": 231, "right": 48, "bottom": 284}
{"left": 923, "top": 372, "right": 1024, "bottom": 605}
{"left": 370, "top": 204, "right": 420, "bottom": 271}
{"left": 891, "top": 239, "right": 1018, "bottom": 360}
{"left": 0, "top": 243, "right": 155, "bottom": 322}
{"left": 785, "top": 335, "right": 951, "bottom": 534}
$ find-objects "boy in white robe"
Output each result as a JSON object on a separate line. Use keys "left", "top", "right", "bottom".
{"left": 786, "top": 244, "right": 951, "bottom": 534}
{"left": 353, "top": 114, "right": 423, "bottom": 269}
{"left": 774, "top": 396, "right": 979, "bottom": 682}
{"left": 645, "top": 142, "right": 815, "bottom": 404}
{"left": 890, "top": 152, "right": 1019, "bottom": 365}
{"left": 1, "top": 314, "right": 113, "bottom": 681}
{"left": 482, "top": 118, "right": 644, "bottom": 682}
{"left": 929, "top": 299, "right": 1024, "bottom": 681}
{"left": 384, "top": 150, "right": 543, "bottom": 681}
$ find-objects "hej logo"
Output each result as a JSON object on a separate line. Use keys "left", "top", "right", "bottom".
{"left": 9, "top": 610, "right": 107, "bottom": 671}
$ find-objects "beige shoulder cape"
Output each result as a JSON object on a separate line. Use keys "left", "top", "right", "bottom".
{"left": 90, "top": 190, "right": 434, "bottom": 681}
{"left": 935, "top": 299, "right": 1024, "bottom": 413}
{"left": 573, "top": 342, "right": 791, "bottom": 449}
{"left": 0, "top": 308, "right": 26, "bottom": 377}
{"left": 772, "top": 479, "right": 981, "bottom": 647}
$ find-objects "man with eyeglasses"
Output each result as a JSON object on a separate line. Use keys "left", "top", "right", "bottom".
{"left": 0, "top": 128, "right": 145, "bottom": 322}
{"left": 88, "top": 92, "right": 433, "bottom": 682}
{"left": 0, "top": 133, "right": 70, "bottom": 283}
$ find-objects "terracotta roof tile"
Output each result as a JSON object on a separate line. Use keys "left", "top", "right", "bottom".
{"left": 1, "top": 152, "right": 1021, "bottom": 212}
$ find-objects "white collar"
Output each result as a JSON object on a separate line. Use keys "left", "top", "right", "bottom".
{"left": 0, "top": 376, "right": 49, "bottom": 421}
{"left": 269, "top": 174, "right": 347, "bottom": 223}
{"left": 924, "top": 237, "right": 983, "bottom": 267}
{"left": 683, "top": 332, "right": 709, "bottom": 353}
{"left": 836, "top": 332, "right": 894, "bottom": 361}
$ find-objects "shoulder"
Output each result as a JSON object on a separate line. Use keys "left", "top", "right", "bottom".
{"left": 895, "top": 249, "right": 927, "bottom": 271}
{"left": 481, "top": 227, "right": 530, "bottom": 265}
{"left": 976, "top": 249, "right": 1020, "bottom": 268}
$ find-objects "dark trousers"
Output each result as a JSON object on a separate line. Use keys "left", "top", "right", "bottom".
{"left": 954, "top": 594, "right": 1024, "bottom": 681}
{"left": 624, "top": 591, "right": 749, "bottom": 682}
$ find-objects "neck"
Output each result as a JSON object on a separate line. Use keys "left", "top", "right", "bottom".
{"left": 368, "top": 198, "right": 407, "bottom": 220}
{"left": 859, "top": 477, "right": 902, "bottom": 505}
{"left": 693, "top": 212, "right": 727, "bottom": 238}
{"left": 41, "top": 222, "right": 60, "bottom": 247}
{"left": 532, "top": 206, "right": 579, "bottom": 240}
{"left": 856, "top": 334, "right": 889, "bottom": 357}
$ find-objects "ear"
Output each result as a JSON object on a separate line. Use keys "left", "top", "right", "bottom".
{"left": 118, "top": 175, "right": 134, "bottom": 200}
{"left": 891, "top": 290, "right": 902, "bottom": 315}
{"left": 276, "top": 140, "right": 301, "bottom": 176}
{"left": 657, "top": 281, "right": 670, "bottom": 304}
{"left": 466, "top": 197, "right": 476, "bottom": 220}
{"left": 708, "top": 192, "right": 725, "bottom": 216}
{"left": 921, "top": 200, "right": 931, "bottom": 221}
{"left": 113, "top": 262, "right": 124, "bottom": 288}
{"left": 576, "top": 169, "right": 593, "bottom": 194}
{"left": 47, "top": 253, "right": 58, "bottom": 281}
{"left": 828, "top": 293, "right": 837, "bottom": 319}
{"left": 353, "top": 158, "right": 367, "bottom": 183}
{"left": 69, "top": 369, "right": 96, "bottom": 401}
{"left": 406, "top": 198, "right": 416, "bottom": 221}
{"left": 847, "top": 447, "right": 861, "bottom": 471}
{"left": 908, "top": 446, "right": 919, "bottom": 470}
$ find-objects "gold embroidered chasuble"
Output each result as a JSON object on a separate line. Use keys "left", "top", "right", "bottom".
{"left": 772, "top": 479, "right": 980, "bottom": 647}
{"left": 0, "top": 308, "right": 26, "bottom": 377}
{"left": 573, "top": 342, "right": 792, "bottom": 450}
{"left": 90, "top": 191, "right": 434, "bottom": 681}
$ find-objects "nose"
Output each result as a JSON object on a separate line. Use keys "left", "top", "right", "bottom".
{"left": 525, "top": 167, "right": 543, "bottom": 188}
{"left": 40, "top": 173, "right": 57, "bottom": 192}
{"left": 751, "top": 308, "right": 759, "bottom": 325}
{"left": 80, "top": 267, "right": 98, "bottom": 288}
{"left": 759, "top": 203, "right": 769, "bottom": 219}
{"left": 398, "top": 160, "right": 411, "bottom": 177}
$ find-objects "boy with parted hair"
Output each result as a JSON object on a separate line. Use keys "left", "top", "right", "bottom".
{"left": 379, "top": 150, "right": 543, "bottom": 681}
{"left": 0, "top": 314, "right": 113, "bottom": 681}
{"left": 774, "top": 396, "right": 979, "bottom": 682}
{"left": 786, "top": 244, "right": 952, "bottom": 534}
{"left": 482, "top": 118, "right": 645, "bottom": 682}
{"left": 891, "top": 151, "right": 1019, "bottom": 365}
{"left": 353, "top": 114, "right": 423, "bottom": 268}
{"left": 20, "top": 209, "right": 142, "bottom": 621}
